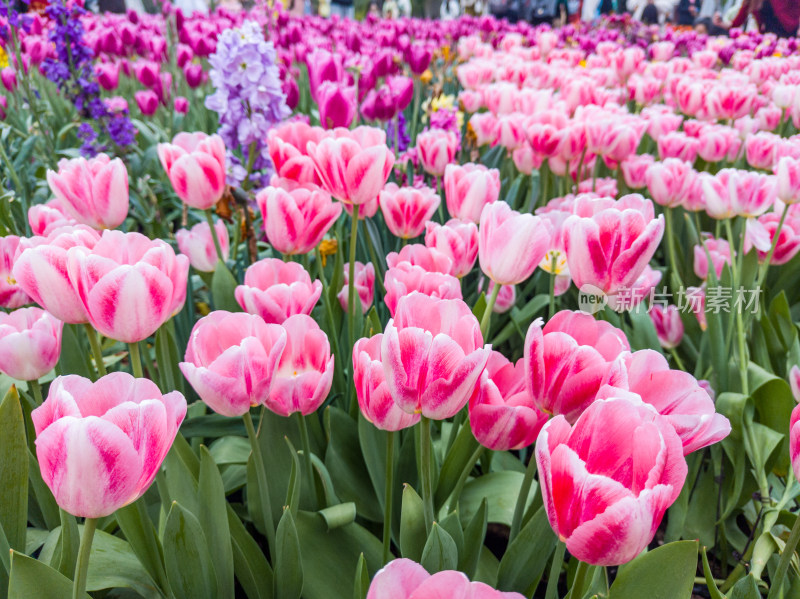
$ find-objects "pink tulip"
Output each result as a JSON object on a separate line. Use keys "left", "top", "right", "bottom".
{"left": 536, "top": 395, "right": 687, "bottom": 566}
{"left": 180, "top": 311, "right": 287, "bottom": 417}
{"left": 494, "top": 115, "right": 527, "bottom": 152}
{"left": 469, "top": 351, "right": 547, "bottom": 451}
{"left": 424, "top": 219, "right": 479, "bottom": 278}
{"left": 479, "top": 202, "right": 551, "bottom": 286}
{"left": 267, "top": 314, "right": 334, "bottom": 417}
{"left": 621, "top": 154, "right": 655, "bottom": 190}
{"left": 306, "top": 49, "right": 345, "bottom": 103}
{"left": 235, "top": 258, "right": 322, "bottom": 325}
{"left": 443, "top": 163, "right": 501, "bottom": 224}
{"left": 134, "top": 59, "right": 159, "bottom": 87}
{"left": 367, "top": 559, "right": 525, "bottom": 599}
{"left": 0, "top": 67, "right": 16, "bottom": 91}
{"left": 649, "top": 304, "right": 684, "bottom": 349}
{"left": 386, "top": 244, "right": 453, "bottom": 274}
{"left": 257, "top": 180, "right": 342, "bottom": 255}
{"left": 317, "top": 81, "right": 357, "bottom": 130}
{"left": 701, "top": 169, "right": 776, "bottom": 219}
{"left": 776, "top": 156, "right": 800, "bottom": 205}
{"left": 657, "top": 131, "right": 699, "bottom": 164}
{"left": 379, "top": 183, "right": 441, "bottom": 240}
{"left": 696, "top": 124, "right": 740, "bottom": 163}
{"left": 94, "top": 62, "right": 119, "bottom": 91}
{"left": 176, "top": 219, "right": 229, "bottom": 273}
{"left": 694, "top": 236, "right": 732, "bottom": 280}
{"left": 384, "top": 261, "right": 463, "bottom": 317}
{"left": 1, "top": 236, "right": 31, "bottom": 309}
{"left": 134, "top": 90, "right": 159, "bottom": 115}
{"left": 28, "top": 201, "right": 77, "bottom": 236}
{"left": 32, "top": 373, "right": 186, "bottom": 518}
{"left": 524, "top": 311, "right": 629, "bottom": 422}
{"left": 267, "top": 121, "right": 325, "bottom": 186}
{"left": 353, "top": 335, "right": 420, "bottom": 432}
{"left": 157, "top": 132, "right": 227, "bottom": 210}
{"left": 307, "top": 127, "right": 395, "bottom": 206}
{"left": 646, "top": 159, "right": 696, "bottom": 208}
{"left": 791, "top": 402, "right": 800, "bottom": 483}
{"left": 381, "top": 293, "right": 490, "bottom": 420}
{"left": 745, "top": 211, "right": 800, "bottom": 265}
{"left": 338, "top": 261, "right": 375, "bottom": 315}
{"left": 0, "top": 307, "right": 62, "bottom": 381}
{"left": 563, "top": 199, "right": 664, "bottom": 296}
{"left": 66, "top": 230, "right": 189, "bottom": 342}
{"left": 478, "top": 278, "right": 516, "bottom": 313}
{"left": 745, "top": 132, "right": 780, "bottom": 171}
{"left": 46, "top": 154, "right": 129, "bottom": 230}
{"left": 469, "top": 113, "right": 499, "bottom": 148}
{"left": 416, "top": 129, "right": 459, "bottom": 177}
{"left": 173, "top": 96, "right": 189, "bottom": 114}
{"left": 619, "top": 350, "right": 731, "bottom": 455}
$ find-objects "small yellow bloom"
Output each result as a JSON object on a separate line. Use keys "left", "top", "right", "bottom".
{"left": 196, "top": 302, "right": 211, "bottom": 316}
{"left": 539, "top": 250, "right": 568, "bottom": 276}
{"left": 318, "top": 239, "right": 338, "bottom": 267}
{"left": 420, "top": 69, "right": 433, "bottom": 84}
{"left": 0, "top": 47, "right": 8, "bottom": 70}
{"left": 579, "top": 59, "right": 587, "bottom": 68}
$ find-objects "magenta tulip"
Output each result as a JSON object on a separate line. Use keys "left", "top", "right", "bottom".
{"left": 180, "top": 311, "right": 287, "bottom": 417}
{"left": 0, "top": 307, "right": 62, "bottom": 381}
{"left": 46, "top": 154, "right": 129, "bottom": 230}
{"left": 267, "top": 314, "right": 334, "bottom": 417}
{"left": 381, "top": 293, "right": 490, "bottom": 420}
{"left": 32, "top": 373, "right": 186, "bottom": 518}
{"left": 134, "top": 89, "right": 159, "bottom": 115}
{"left": 469, "top": 351, "right": 547, "bottom": 451}
{"left": 176, "top": 219, "right": 230, "bottom": 273}
{"left": 318, "top": 81, "right": 357, "bottom": 130}
{"left": 379, "top": 183, "right": 441, "bottom": 240}
{"left": 524, "top": 311, "right": 629, "bottom": 422}
{"left": 424, "top": 219, "right": 479, "bottom": 278}
{"left": 536, "top": 395, "right": 687, "bottom": 566}
{"left": 338, "top": 261, "right": 375, "bottom": 314}
{"left": 256, "top": 180, "right": 342, "bottom": 255}
{"left": 66, "top": 230, "right": 189, "bottom": 343}
{"left": 157, "top": 132, "right": 227, "bottom": 210}
{"left": 479, "top": 202, "right": 552, "bottom": 286}
{"left": 235, "top": 258, "right": 322, "bottom": 324}
{"left": 353, "top": 335, "right": 420, "bottom": 431}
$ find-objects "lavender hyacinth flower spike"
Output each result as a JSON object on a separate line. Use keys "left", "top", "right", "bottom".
{"left": 205, "top": 20, "right": 290, "bottom": 189}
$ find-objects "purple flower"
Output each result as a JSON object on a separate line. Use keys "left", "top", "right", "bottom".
{"left": 205, "top": 20, "right": 290, "bottom": 189}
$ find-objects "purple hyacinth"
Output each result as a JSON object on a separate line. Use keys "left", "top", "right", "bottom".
{"left": 41, "top": 0, "right": 134, "bottom": 156}
{"left": 205, "top": 20, "right": 290, "bottom": 189}
{"left": 386, "top": 113, "right": 410, "bottom": 153}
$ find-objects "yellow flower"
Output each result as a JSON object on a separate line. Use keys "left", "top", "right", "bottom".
{"left": 441, "top": 46, "right": 451, "bottom": 62}
{"left": 431, "top": 94, "right": 456, "bottom": 112}
{"left": 539, "top": 250, "right": 568, "bottom": 276}
{"left": 318, "top": 239, "right": 338, "bottom": 266}
{"left": 420, "top": 69, "right": 433, "bottom": 84}
{"left": 579, "top": 59, "right": 587, "bottom": 68}
{"left": 0, "top": 47, "right": 8, "bottom": 70}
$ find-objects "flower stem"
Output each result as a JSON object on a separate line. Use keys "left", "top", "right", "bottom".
{"left": 243, "top": 411, "right": 276, "bottom": 558}
{"left": 446, "top": 444, "right": 484, "bottom": 515}
{"left": 480, "top": 283, "right": 502, "bottom": 340}
{"left": 128, "top": 343, "right": 144, "bottom": 379}
{"left": 205, "top": 209, "right": 225, "bottom": 264}
{"left": 297, "top": 412, "right": 316, "bottom": 509}
{"left": 348, "top": 205, "right": 360, "bottom": 347}
{"left": 30, "top": 379, "right": 43, "bottom": 405}
{"left": 664, "top": 207, "right": 681, "bottom": 289}
{"left": 755, "top": 203, "right": 790, "bottom": 315}
{"left": 419, "top": 416, "right": 435, "bottom": 532}
{"left": 549, "top": 253, "right": 558, "bottom": 318}
{"left": 545, "top": 541, "right": 567, "bottom": 599}
{"left": 83, "top": 324, "right": 107, "bottom": 378}
{"left": 767, "top": 512, "right": 800, "bottom": 599}
{"left": 73, "top": 518, "right": 97, "bottom": 599}
{"left": 383, "top": 431, "right": 396, "bottom": 563}
{"left": 361, "top": 220, "right": 385, "bottom": 293}
{"left": 567, "top": 560, "right": 591, "bottom": 599}
{"left": 509, "top": 452, "right": 537, "bottom": 542}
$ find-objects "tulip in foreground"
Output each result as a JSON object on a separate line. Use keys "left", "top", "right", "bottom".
{"left": 32, "top": 373, "right": 187, "bottom": 518}
{"left": 469, "top": 351, "right": 547, "bottom": 451}
{"left": 235, "top": 258, "right": 322, "bottom": 324}
{"left": 267, "top": 314, "right": 334, "bottom": 417}
{"left": 67, "top": 230, "right": 189, "bottom": 343}
{"left": 0, "top": 307, "right": 63, "bottom": 381}
{"left": 379, "top": 183, "right": 441, "bottom": 240}
{"left": 536, "top": 396, "right": 687, "bottom": 566}
{"left": 524, "top": 311, "right": 629, "bottom": 423}
{"left": 353, "top": 335, "right": 420, "bottom": 431}
{"left": 367, "top": 558, "right": 525, "bottom": 599}
{"left": 176, "top": 219, "right": 230, "bottom": 272}
{"left": 257, "top": 180, "right": 342, "bottom": 255}
{"left": 0, "top": 235, "right": 31, "bottom": 309}
{"left": 157, "top": 132, "right": 227, "bottom": 210}
{"left": 424, "top": 219, "right": 478, "bottom": 278}
{"left": 46, "top": 154, "right": 129, "bottom": 230}
{"left": 180, "top": 311, "right": 287, "bottom": 417}
{"left": 381, "top": 293, "right": 490, "bottom": 420}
